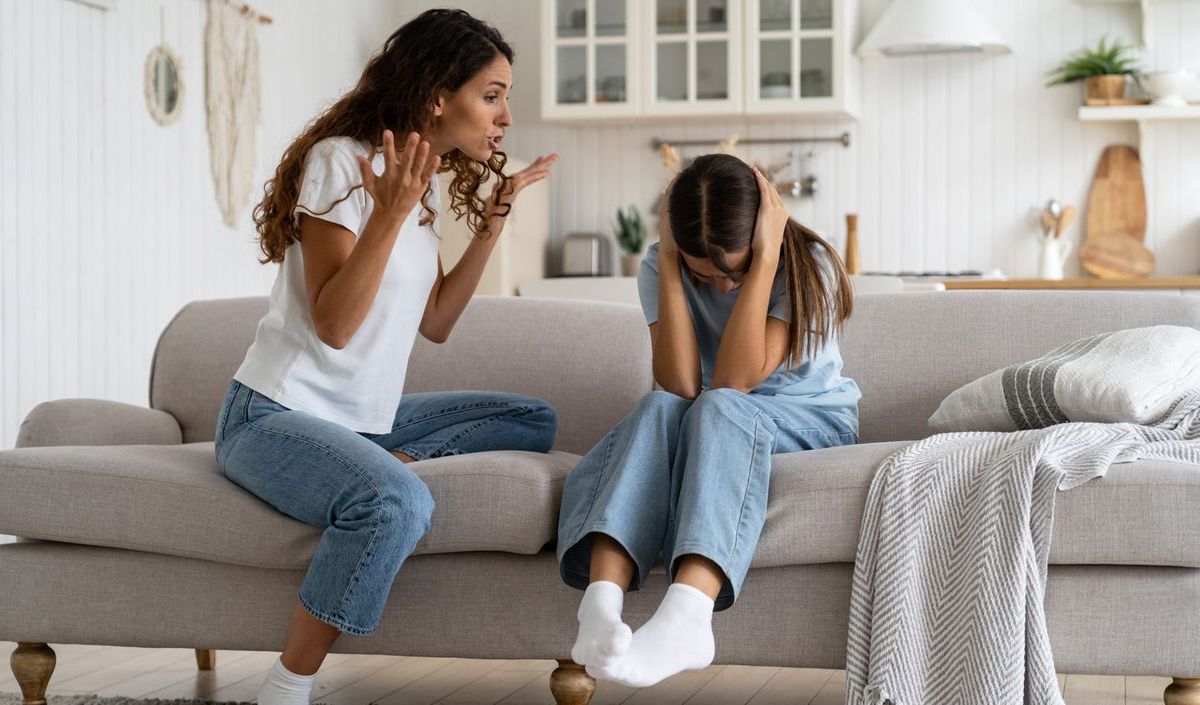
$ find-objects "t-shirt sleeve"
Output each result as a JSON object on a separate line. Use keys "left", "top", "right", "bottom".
{"left": 294, "top": 140, "right": 368, "bottom": 236}
{"left": 637, "top": 242, "right": 662, "bottom": 325}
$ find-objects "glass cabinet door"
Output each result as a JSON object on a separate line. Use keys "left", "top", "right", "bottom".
{"left": 645, "top": 0, "right": 740, "bottom": 115}
{"left": 545, "top": 0, "right": 638, "bottom": 117}
{"left": 747, "top": 0, "right": 838, "bottom": 110}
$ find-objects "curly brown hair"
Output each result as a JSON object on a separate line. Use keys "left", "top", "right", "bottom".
{"left": 252, "top": 9, "right": 513, "bottom": 264}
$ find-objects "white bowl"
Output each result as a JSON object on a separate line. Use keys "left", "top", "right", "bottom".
{"left": 1140, "top": 69, "right": 1196, "bottom": 108}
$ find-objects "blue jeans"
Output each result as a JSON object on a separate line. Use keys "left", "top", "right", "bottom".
{"left": 213, "top": 379, "right": 557, "bottom": 635}
{"left": 557, "top": 388, "right": 857, "bottom": 611}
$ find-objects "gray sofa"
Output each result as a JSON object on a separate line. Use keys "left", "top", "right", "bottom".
{"left": 3, "top": 292, "right": 1200, "bottom": 705}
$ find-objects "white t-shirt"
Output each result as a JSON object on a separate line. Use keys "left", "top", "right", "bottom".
{"left": 234, "top": 136, "right": 441, "bottom": 433}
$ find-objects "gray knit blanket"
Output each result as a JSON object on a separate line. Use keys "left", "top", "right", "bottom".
{"left": 845, "top": 390, "right": 1200, "bottom": 705}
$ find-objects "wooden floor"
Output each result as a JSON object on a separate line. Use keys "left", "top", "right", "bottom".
{"left": 0, "top": 642, "right": 1172, "bottom": 704}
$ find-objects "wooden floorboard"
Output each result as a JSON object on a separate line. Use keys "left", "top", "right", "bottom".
{"left": 0, "top": 642, "right": 1167, "bottom": 704}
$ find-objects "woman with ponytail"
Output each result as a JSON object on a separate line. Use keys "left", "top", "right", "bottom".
{"left": 213, "top": 10, "right": 559, "bottom": 704}
{"left": 557, "top": 153, "right": 860, "bottom": 688}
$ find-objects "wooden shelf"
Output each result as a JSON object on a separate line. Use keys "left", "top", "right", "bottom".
{"left": 1078, "top": 105, "right": 1200, "bottom": 122}
{"left": 940, "top": 276, "right": 1200, "bottom": 290}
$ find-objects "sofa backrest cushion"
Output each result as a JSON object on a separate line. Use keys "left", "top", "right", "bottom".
{"left": 841, "top": 291, "right": 1200, "bottom": 442}
{"left": 151, "top": 290, "right": 1200, "bottom": 449}
{"left": 150, "top": 296, "right": 654, "bottom": 454}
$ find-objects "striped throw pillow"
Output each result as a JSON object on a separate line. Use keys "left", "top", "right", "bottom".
{"left": 929, "top": 326, "right": 1200, "bottom": 432}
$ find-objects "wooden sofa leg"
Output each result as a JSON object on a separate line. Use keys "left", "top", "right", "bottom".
{"left": 10, "top": 642, "right": 55, "bottom": 705}
{"left": 195, "top": 649, "right": 216, "bottom": 671}
{"left": 1165, "top": 678, "right": 1200, "bottom": 705}
{"left": 550, "top": 659, "right": 596, "bottom": 705}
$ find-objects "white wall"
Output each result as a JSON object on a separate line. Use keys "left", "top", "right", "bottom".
{"left": 396, "top": 0, "right": 1200, "bottom": 281}
{"left": 0, "top": 0, "right": 403, "bottom": 448}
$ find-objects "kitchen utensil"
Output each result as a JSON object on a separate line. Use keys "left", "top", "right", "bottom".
{"left": 844, "top": 213, "right": 861, "bottom": 274}
{"left": 1079, "top": 233, "right": 1156, "bottom": 279}
{"left": 1055, "top": 205, "right": 1077, "bottom": 238}
{"left": 1040, "top": 209, "right": 1057, "bottom": 238}
{"left": 1046, "top": 199, "right": 1062, "bottom": 221}
{"left": 1086, "top": 146, "right": 1147, "bottom": 244}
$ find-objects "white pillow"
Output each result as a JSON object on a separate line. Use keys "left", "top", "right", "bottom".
{"left": 929, "top": 325, "right": 1200, "bottom": 432}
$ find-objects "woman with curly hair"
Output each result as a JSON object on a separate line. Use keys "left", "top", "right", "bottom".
{"left": 213, "top": 10, "right": 558, "bottom": 704}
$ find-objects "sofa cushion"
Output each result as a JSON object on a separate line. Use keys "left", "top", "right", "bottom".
{"left": 0, "top": 443, "right": 577, "bottom": 569}
{"left": 753, "top": 441, "right": 1200, "bottom": 569}
{"left": 4, "top": 439, "right": 1196, "bottom": 570}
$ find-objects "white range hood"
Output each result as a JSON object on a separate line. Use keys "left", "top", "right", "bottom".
{"left": 857, "top": 0, "right": 1010, "bottom": 58}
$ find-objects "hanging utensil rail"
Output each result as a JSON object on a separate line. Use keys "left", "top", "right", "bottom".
{"left": 649, "top": 132, "right": 851, "bottom": 150}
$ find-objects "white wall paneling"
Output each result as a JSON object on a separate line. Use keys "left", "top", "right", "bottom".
{"left": 395, "top": 0, "right": 1198, "bottom": 281}
{"left": 0, "top": 0, "right": 401, "bottom": 447}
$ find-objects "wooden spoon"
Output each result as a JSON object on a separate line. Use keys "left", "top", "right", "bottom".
{"left": 1079, "top": 233, "right": 1156, "bottom": 279}
{"left": 1055, "top": 205, "right": 1077, "bottom": 238}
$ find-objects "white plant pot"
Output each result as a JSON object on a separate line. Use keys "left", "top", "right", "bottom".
{"left": 620, "top": 252, "right": 643, "bottom": 277}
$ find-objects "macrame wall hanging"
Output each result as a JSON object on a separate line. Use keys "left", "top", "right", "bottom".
{"left": 204, "top": 0, "right": 270, "bottom": 227}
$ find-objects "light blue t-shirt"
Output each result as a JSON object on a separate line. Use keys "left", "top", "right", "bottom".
{"left": 638, "top": 242, "right": 861, "bottom": 414}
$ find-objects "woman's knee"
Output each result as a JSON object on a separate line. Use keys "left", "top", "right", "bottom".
{"left": 635, "top": 389, "right": 692, "bottom": 418}
{"left": 354, "top": 472, "right": 435, "bottom": 539}
{"left": 521, "top": 398, "right": 558, "bottom": 451}
{"left": 682, "top": 388, "right": 764, "bottom": 432}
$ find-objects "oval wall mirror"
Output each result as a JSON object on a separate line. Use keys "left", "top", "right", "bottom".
{"left": 144, "top": 43, "right": 184, "bottom": 125}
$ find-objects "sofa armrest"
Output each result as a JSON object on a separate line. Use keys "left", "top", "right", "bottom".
{"left": 16, "top": 399, "right": 183, "bottom": 448}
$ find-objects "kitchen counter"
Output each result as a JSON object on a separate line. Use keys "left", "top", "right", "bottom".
{"left": 938, "top": 276, "right": 1200, "bottom": 291}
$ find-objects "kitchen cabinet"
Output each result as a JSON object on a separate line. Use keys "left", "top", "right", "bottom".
{"left": 541, "top": 0, "right": 641, "bottom": 120}
{"left": 540, "top": 0, "right": 860, "bottom": 120}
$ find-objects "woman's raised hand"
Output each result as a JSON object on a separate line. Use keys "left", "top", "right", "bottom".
{"left": 487, "top": 153, "right": 559, "bottom": 217}
{"left": 751, "top": 165, "right": 788, "bottom": 261}
{"left": 357, "top": 130, "right": 441, "bottom": 221}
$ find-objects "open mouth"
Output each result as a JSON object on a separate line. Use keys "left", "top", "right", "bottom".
{"left": 487, "top": 135, "right": 503, "bottom": 150}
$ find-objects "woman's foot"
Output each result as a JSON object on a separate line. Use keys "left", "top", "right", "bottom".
{"left": 587, "top": 582, "right": 715, "bottom": 688}
{"left": 571, "top": 580, "right": 633, "bottom": 668}
{"left": 256, "top": 657, "right": 317, "bottom": 705}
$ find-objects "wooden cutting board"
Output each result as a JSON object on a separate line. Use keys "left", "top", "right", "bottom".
{"left": 1085, "top": 145, "right": 1147, "bottom": 243}
{"left": 1080, "top": 232, "right": 1156, "bottom": 279}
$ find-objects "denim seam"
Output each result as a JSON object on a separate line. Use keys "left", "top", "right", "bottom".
{"left": 726, "top": 413, "right": 767, "bottom": 573}
{"left": 423, "top": 413, "right": 504, "bottom": 457}
{"left": 571, "top": 431, "right": 618, "bottom": 542}
{"left": 389, "top": 402, "right": 529, "bottom": 433}
{"left": 239, "top": 424, "right": 383, "bottom": 497}
{"left": 335, "top": 512, "right": 383, "bottom": 623}
{"left": 239, "top": 383, "right": 254, "bottom": 422}
{"left": 297, "top": 590, "right": 375, "bottom": 636}
{"left": 561, "top": 519, "right": 651, "bottom": 590}
{"left": 669, "top": 541, "right": 734, "bottom": 583}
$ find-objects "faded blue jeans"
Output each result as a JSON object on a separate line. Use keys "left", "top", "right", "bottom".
{"left": 214, "top": 379, "right": 557, "bottom": 635}
{"left": 557, "top": 388, "right": 857, "bottom": 611}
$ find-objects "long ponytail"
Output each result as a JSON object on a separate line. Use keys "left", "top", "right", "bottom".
{"left": 779, "top": 219, "right": 854, "bottom": 366}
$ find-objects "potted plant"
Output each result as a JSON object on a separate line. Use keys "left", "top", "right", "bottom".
{"left": 1046, "top": 35, "right": 1142, "bottom": 103}
{"left": 614, "top": 205, "right": 646, "bottom": 277}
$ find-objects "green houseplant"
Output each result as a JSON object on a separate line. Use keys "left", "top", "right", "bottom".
{"left": 1046, "top": 35, "right": 1142, "bottom": 103}
{"left": 614, "top": 205, "right": 646, "bottom": 277}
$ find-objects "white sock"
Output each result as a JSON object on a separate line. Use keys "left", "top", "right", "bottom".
{"left": 570, "top": 580, "right": 633, "bottom": 668}
{"left": 586, "top": 582, "right": 715, "bottom": 688}
{"left": 256, "top": 657, "right": 316, "bottom": 705}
